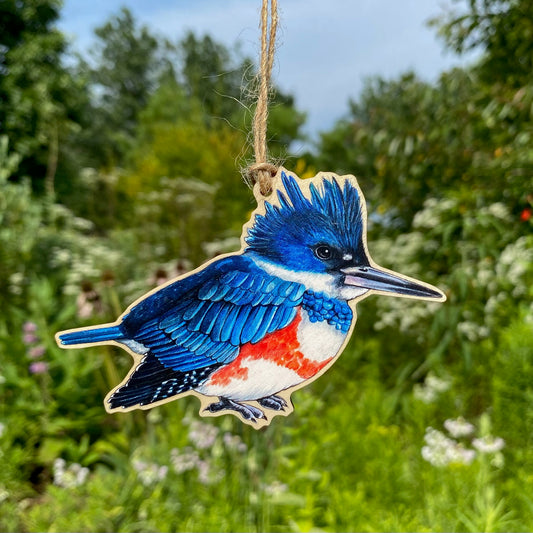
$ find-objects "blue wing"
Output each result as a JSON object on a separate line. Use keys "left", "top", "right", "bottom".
{"left": 123, "top": 255, "right": 305, "bottom": 373}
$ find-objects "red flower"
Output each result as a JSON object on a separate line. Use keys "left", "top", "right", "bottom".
{"left": 520, "top": 207, "right": 532, "bottom": 222}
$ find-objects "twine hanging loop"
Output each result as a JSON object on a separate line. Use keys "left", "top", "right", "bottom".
{"left": 248, "top": 0, "right": 279, "bottom": 196}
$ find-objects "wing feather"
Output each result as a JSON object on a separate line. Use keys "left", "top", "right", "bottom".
{"left": 209, "top": 303, "right": 233, "bottom": 342}
{"left": 126, "top": 255, "right": 305, "bottom": 373}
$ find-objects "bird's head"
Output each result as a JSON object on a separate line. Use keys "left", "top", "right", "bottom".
{"left": 245, "top": 171, "right": 445, "bottom": 302}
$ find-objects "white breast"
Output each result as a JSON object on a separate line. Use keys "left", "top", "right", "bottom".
{"left": 296, "top": 312, "right": 347, "bottom": 363}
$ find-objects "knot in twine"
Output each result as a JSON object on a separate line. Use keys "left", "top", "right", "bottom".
{"left": 247, "top": 0, "right": 279, "bottom": 197}
{"left": 247, "top": 163, "right": 278, "bottom": 196}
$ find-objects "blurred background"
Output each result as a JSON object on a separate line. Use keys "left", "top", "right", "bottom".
{"left": 0, "top": 0, "right": 532, "bottom": 531}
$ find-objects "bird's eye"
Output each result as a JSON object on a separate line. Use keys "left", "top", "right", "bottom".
{"left": 314, "top": 245, "right": 333, "bottom": 260}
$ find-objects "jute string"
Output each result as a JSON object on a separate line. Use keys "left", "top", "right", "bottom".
{"left": 248, "top": 0, "right": 279, "bottom": 196}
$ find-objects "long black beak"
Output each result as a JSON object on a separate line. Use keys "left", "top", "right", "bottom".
{"left": 342, "top": 266, "right": 446, "bottom": 301}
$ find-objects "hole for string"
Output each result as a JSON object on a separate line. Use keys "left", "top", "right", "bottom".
{"left": 247, "top": 162, "right": 278, "bottom": 196}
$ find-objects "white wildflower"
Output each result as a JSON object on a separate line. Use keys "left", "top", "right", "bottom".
{"left": 78, "top": 167, "right": 99, "bottom": 187}
{"left": 472, "top": 436, "right": 505, "bottom": 454}
{"left": 263, "top": 480, "right": 288, "bottom": 495}
{"left": 374, "top": 293, "right": 441, "bottom": 333}
{"left": 170, "top": 447, "right": 200, "bottom": 474}
{"left": 413, "top": 384, "right": 438, "bottom": 404}
{"left": 49, "top": 247, "right": 72, "bottom": 268}
{"left": 414, "top": 372, "right": 451, "bottom": 403}
{"left": 373, "top": 309, "right": 398, "bottom": 330}
{"left": 497, "top": 237, "right": 533, "bottom": 293}
{"left": 444, "top": 417, "right": 475, "bottom": 438}
{"left": 422, "top": 428, "right": 476, "bottom": 467}
{"left": 478, "top": 325, "right": 490, "bottom": 337}
{"left": 425, "top": 374, "right": 450, "bottom": 393}
{"left": 188, "top": 420, "right": 219, "bottom": 449}
{"left": 203, "top": 237, "right": 241, "bottom": 258}
{"left": 458, "top": 321, "right": 487, "bottom": 342}
{"left": 146, "top": 409, "right": 163, "bottom": 424}
{"left": 132, "top": 459, "right": 168, "bottom": 486}
{"left": 154, "top": 244, "right": 167, "bottom": 257}
{"left": 196, "top": 460, "right": 212, "bottom": 484}
{"left": 413, "top": 208, "right": 440, "bottom": 229}
{"left": 170, "top": 447, "right": 220, "bottom": 484}
{"left": 223, "top": 432, "right": 247, "bottom": 453}
{"left": 486, "top": 202, "right": 510, "bottom": 221}
{"left": 8, "top": 272, "right": 24, "bottom": 294}
{"left": 485, "top": 292, "right": 506, "bottom": 315}
{"left": 53, "top": 458, "right": 89, "bottom": 488}
{"left": 72, "top": 217, "right": 94, "bottom": 232}
{"left": 413, "top": 197, "right": 458, "bottom": 230}
{"left": 475, "top": 266, "right": 494, "bottom": 287}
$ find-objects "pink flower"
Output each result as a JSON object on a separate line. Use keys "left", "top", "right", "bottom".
{"left": 28, "top": 345, "right": 46, "bottom": 359}
{"left": 23, "top": 333, "right": 38, "bottom": 345}
{"left": 23, "top": 322, "right": 38, "bottom": 333}
{"left": 29, "top": 362, "right": 49, "bottom": 374}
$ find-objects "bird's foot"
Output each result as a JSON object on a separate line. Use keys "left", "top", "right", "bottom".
{"left": 205, "top": 398, "right": 266, "bottom": 422}
{"left": 257, "top": 394, "right": 287, "bottom": 411}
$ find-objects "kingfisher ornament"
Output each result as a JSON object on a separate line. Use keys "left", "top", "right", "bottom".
{"left": 56, "top": 168, "right": 445, "bottom": 428}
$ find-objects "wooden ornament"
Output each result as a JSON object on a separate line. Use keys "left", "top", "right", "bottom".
{"left": 56, "top": 168, "right": 445, "bottom": 428}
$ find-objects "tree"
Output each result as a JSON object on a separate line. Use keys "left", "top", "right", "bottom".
{"left": 315, "top": 8, "right": 533, "bottom": 227}
{"left": 123, "top": 28, "right": 308, "bottom": 260}
{"left": 123, "top": 79, "right": 252, "bottom": 263}
{"left": 431, "top": 0, "right": 533, "bottom": 87}
{"left": 84, "top": 7, "right": 175, "bottom": 165}
{"left": 0, "top": 0, "right": 85, "bottom": 193}
{"left": 314, "top": 71, "right": 489, "bottom": 224}
{"left": 179, "top": 31, "right": 306, "bottom": 158}
{"left": 180, "top": 32, "right": 245, "bottom": 121}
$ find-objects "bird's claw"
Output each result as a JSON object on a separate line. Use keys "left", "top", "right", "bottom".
{"left": 257, "top": 395, "right": 287, "bottom": 411}
{"left": 205, "top": 398, "right": 266, "bottom": 422}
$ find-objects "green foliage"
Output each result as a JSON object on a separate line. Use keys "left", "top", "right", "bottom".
{"left": 367, "top": 191, "right": 533, "bottom": 373}
{"left": 180, "top": 32, "right": 248, "bottom": 121}
{"left": 260, "top": 91, "right": 308, "bottom": 161}
{"left": 313, "top": 0, "right": 533, "bottom": 396}
{"left": 125, "top": 83, "right": 253, "bottom": 263}
{"left": 1, "top": 1, "right": 533, "bottom": 531}
{"left": 316, "top": 69, "right": 533, "bottom": 226}
{"left": 83, "top": 7, "right": 174, "bottom": 164}
{"left": 431, "top": 0, "right": 533, "bottom": 87}
{"left": 177, "top": 31, "right": 306, "bottom": 156}
{"left": 0, "top": 147, "right": 43, "bottom": 309}
{"left": 0, "top": 0, "right": 85, "bottom": 192}
{"left": 3, "top": 332, "right": 530, "bottom": 532}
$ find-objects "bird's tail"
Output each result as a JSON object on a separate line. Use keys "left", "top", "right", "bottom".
{"left": 57, "top": 325, "right": 125, "bottom": 346}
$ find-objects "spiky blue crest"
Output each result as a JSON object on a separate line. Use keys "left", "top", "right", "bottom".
{"left": 245, "top": 171, "right": 366, "bottom": 271}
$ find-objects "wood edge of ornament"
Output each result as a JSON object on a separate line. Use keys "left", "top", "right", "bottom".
{"left": 55, "top": 166, "right": 445, "bottom": 429}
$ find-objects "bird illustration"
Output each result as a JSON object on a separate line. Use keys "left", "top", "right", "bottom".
{"left": 56, "top": 169, "right": 445, "bottom": 427}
